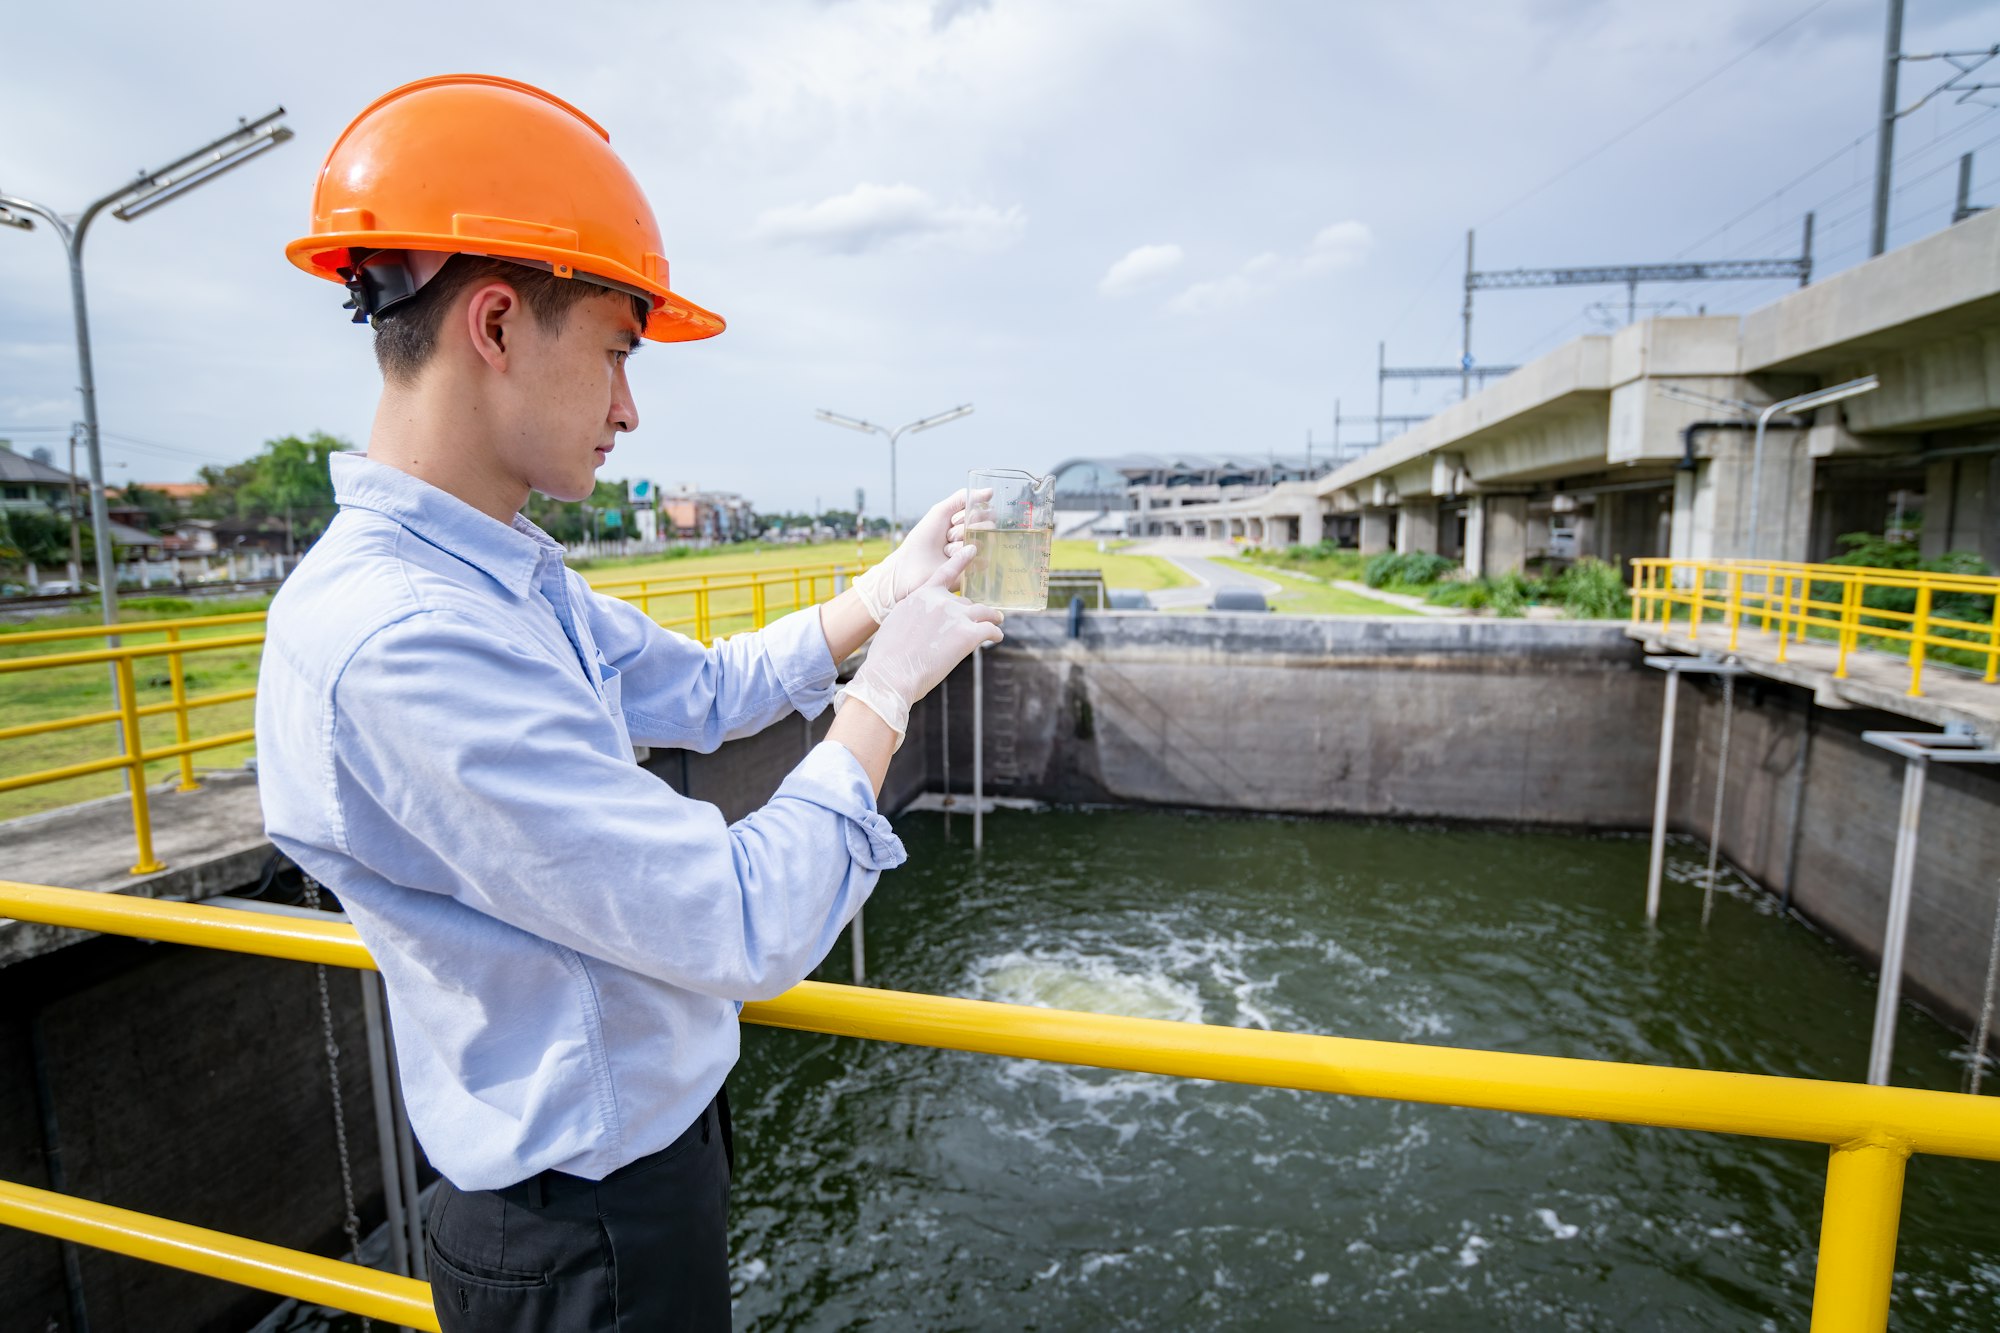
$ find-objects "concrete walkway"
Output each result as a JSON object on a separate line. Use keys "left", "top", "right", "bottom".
{"left": 0, "top": 767, "right": 272, "bottom": 964}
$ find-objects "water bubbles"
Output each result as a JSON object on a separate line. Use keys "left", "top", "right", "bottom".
{"left": 1533, "top": 1208, "right": 1580, "bottom": 1240}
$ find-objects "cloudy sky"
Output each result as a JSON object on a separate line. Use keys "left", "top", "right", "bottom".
{"left": 3, "top": 0, "right": 1995, "bottom": 520}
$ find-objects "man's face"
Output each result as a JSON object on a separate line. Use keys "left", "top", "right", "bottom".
{"left": 495, "top": 289, "right": 644, "bottom": 504}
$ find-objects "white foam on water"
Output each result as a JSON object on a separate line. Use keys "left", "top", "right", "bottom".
{"left": 1458, "top": 1235, "right": 1490, "bottom": 1268}
{"left": 1310, "top": 1272, "right": 1331, "bottom": 1287}
{"left": 971, "top": 950, "right": 1207, "bottom": 1023}
{"left": 1534, "top": 1207, "right": 1580, "bottom": 1240}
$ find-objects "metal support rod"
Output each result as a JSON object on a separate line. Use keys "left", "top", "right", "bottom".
{"left": 940, "top": 676, "right": 952, "bottom": 839}
{"left": 1867, "top": 754, "right": 1928, "bottom": 1086}
{"left": 1970, "top": 879, "right": 2000, "bottom": 1096}
{"left": 1701, "top": 673, "right": 1736, "bottom": 928}
{"left": 849, "top": 906, "right": 867, "bottom": 987}
{"left": 1645, "top": 667, "right": 1680, "bottom": 925}
{"left": 1954, "top": 152, "right": 1983, "bottom": 223}
{"left": 1870, "top": 0, "right": 1907, "bottom": 258}
{"left": 972, "top": 646, "right": 985, "bottom": 852}
{"left": 358, "top": 973, "right": 412, "bottom": 1282}
{"left": 384, "top": 1026, "right": 426, "bottom": 1282}
{"left": 1809, "top": 1139, "right": 1908, "bottom": 1329}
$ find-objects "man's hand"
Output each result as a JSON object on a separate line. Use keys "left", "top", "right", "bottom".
{"left": 850, "top": 488, "right": 991, "bottom": 624}
{"left": 834, "top": 546, "right": 1004, "bottom": 751}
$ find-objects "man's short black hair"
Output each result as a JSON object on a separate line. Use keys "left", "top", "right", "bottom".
{"left": 373, "top": 254, "right": 650, "bottom": 383}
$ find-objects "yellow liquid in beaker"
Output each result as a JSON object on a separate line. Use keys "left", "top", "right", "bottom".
{"left": 964, "top": 528, "right": 1053, "bottom": 611}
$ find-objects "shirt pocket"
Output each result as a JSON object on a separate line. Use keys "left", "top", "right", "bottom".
{"left": 595, "top": 659, "right": 624, "bottom": 718}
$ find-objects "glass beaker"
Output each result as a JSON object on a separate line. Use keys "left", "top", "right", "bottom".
{"left": 963, "top": 468, "right": 1055, "bottom": 611}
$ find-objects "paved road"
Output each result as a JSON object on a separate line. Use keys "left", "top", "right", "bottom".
{"left": 1124, "top": 540, "right": 1283, "bottom": 609}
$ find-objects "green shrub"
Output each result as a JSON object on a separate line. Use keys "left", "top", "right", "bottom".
{"left": 1548, "top": 557, "right": 1630, "bottom": 619}
{"left": 1827, "top": 532, "right": 1992, "bottom": 625}
{"left": 1363, "top": 551, "right": 1457, "bottom": 588}
{"left": 122, "top": 597, "right": 196, "bottom": 615}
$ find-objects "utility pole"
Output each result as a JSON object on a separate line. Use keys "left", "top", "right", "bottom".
{"left": 66, "top": 422, "right": 85, "bottom": 587}
{"left": 1870, "top": 0, "right": 1906, "bottom": 258}
{"left": 2, "top": 109, "right": 292, "bottom": 629}
{"left": 1460, "top": 230, "right": 1476, "bottom": 400}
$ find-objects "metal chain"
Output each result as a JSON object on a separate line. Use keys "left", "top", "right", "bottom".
{"left": 1701, "top": 672, "right": 1736, "bottom": 928}
{"left": 303, "top": 877, "right": 371, "bottom": 1332}
{"left": 1970, "top": 877, "right": 2000, "bottom": 1096}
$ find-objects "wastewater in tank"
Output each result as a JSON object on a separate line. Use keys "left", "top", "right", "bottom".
{"left": 273, "top": 808, "right": 2000, "bottom": 1331}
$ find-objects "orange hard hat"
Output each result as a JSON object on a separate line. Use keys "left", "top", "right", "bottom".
{"left": 285, "top": 74, "right": 724, "bottom": 343}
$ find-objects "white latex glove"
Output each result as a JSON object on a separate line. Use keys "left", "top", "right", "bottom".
{"left": 835, "top": 546, "right": 1005, "bottom": 749}
{"left": 851, "top": 488, "right": 992, "bottom": 623}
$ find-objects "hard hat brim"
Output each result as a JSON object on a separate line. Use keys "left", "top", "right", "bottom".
{"left": 285, "top": 232, "right": 725, "bottom": 343}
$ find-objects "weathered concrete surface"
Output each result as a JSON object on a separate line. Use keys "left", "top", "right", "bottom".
{"left": 1627, "top": 619, "right": 2000, "bottom": 736}
{"left": 0, "top": 769, "right": 273, "bottom": 965}
{"left": 0, "top": 930, "right": 393, "bottom": 1333}
{"left": 939, "top": 614, "right": 1662, "bottom": 827}
{"left": 1666, "top": 671, "right": 2000, "bottom": 1051}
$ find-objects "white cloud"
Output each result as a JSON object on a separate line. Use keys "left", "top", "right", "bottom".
{"left": 1303, "top": 220, "right": 1373, "bottom": 273}
{"left": 752, "top": 182, "right": 1026, "bottom": 255}
{"left": 1166, "top": 226, "right": 1370, "bottom": 314}
{"left": 1098, "top": 243, "right": 1185, "bottom": 297}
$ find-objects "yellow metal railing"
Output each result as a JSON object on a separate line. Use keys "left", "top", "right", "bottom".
{"left": 0, "top": 880, "right": 1995, "bottom": 1331}
{"left": 0, "top": 559, "right": 862, "bottom": 872}
{"left": 1630, "top": 557, "right": 2000, "bottom": 697}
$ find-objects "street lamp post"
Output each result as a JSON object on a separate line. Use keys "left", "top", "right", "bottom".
{"left": 1, "top": 108, "right": 291, "bottom": 628}
{"left": 815, "top": 404, "right": 975, "bottom": 537}
{"left": 1747, "top": 377, "right": 1879, "bottom": 559}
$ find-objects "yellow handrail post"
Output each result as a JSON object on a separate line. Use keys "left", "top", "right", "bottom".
{"left": 1776, "top": 575, "right": 1793, "bottom": 664}
{"left": 1685, "top": 566, "right": 1703, "bottom": 640}
{"left": 1726, "top": 567, "right": 1743, "bottom": 651}
{"left": 752, "top": 577, "right": 767, "bottom": 631}
{"left": 165, "top": 627, "right": 199, "bottom": 792}
{"left": 1907, "top": 585, "right": 1932, "bottom": 698}
{"left": 1835, "top": 578, "right": 1860, "bottom": 680}
{"left": 114, "top": 657, "right": 165, "bottom": 875}
{"left": 695, "top": 586, "right": 709, "bottom": 642}
{"left": 1986, "top": 587, "right": 1999, "bottom": 684}
{"left": 1807, "top": 1139, "right": 1908, "bottom": 1332}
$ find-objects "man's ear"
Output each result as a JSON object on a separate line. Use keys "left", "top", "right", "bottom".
{"left": 463, "top": 281, "right": 522, "bottom": 373}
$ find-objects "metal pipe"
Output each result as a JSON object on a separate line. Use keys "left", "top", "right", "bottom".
{"left": 1459, "top": 229, "right": 1475, "bottom": 401}
{"left": 1810, "top": 1139, "right": 1908, "bottom": 1327}
{"left": 359, "top": 973, "right": 412, "bottom": 1281}
{"left": 1701, "top": 673, "right": 1737, "bottom": 929}
{"left": 1867, "top": 754, "right": 1928, "bottom": 1086}
{"left": 972, "top": 646, "right": 985, "bottom": 851}
{"left": 1645, "top": 667, "right": 1679, "bottom": 925}
{"left": 850, "top": 907, "right": 867, "bottom": 987}
{"left": 1970, "top": 882, "right": 2000, "bottom": 1096}
{"left": 1747, "top": 377, "right": 1879, "bottom": 560}
{"left": 1870, "top": 0, "right": 1906, "bottom": 258}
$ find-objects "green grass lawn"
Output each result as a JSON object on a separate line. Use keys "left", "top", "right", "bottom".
{"left": 1213, "top": 557, "right": 1420, "bottom": 616}
{"left": 0, "top": 595, "right": 274, "bottom": 821}
{"left": 1052, "top": 539, "right": 1195, "bottom": 592}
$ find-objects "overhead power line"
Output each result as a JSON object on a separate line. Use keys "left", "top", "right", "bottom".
{"left": 1479, "top": 0, "right": 1835, "bottom": 228}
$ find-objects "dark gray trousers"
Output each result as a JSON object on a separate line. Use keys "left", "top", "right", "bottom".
{"left": 427, "top": 1091, "right": 733, "bottom": 1332}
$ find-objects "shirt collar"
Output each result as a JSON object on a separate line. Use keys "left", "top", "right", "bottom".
{"left": 331, "top": 452, "right": 560, "bottom": 597}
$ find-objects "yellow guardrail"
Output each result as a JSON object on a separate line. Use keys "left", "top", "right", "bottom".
{"left": 1629, "top": 557, "right": 2000, "bottom": 697}
{"left": 0, "top": 557, "right": 863, "bottom": 873}
{"left": 0, "top": 880, "right": 1995, "bottom": 1330}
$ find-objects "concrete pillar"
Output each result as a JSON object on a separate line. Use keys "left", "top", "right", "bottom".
{"left": 1298, "top": 505, "right": 1324, "bottom": 547}
{"left": 1482, "top": 495, "right": 1529, "bottom": 574}
{"left": 1359, "top": 508, "right": 1393, "bottom": 554}
{"left": 1462, "top": 497, "right": 1488, "bottom": 578}
{"left": 1697, "top": 429, "right": 1814, "bottom": 561}
{"left": 1397, "top": 501, "right": 1440, "bottom": 555}
{"left": 1922, "top": 454, "right": 2000, "bottom": 566}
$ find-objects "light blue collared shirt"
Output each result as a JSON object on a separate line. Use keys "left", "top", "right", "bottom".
{"left": 256, "top": 453, "right": 905, "bottom": 1191}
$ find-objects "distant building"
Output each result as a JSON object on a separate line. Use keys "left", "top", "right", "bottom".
{"left": 132, "top": 481, "right": 211, "bottom": 511}
{"left": 0, "top": 443, "right": 82, "bottom": 513}
{"left": 1046, "top": 454, "right": 1344, "bottom": 539}
{"left": 661, "top": 486, "right": 756, "bottom": 542}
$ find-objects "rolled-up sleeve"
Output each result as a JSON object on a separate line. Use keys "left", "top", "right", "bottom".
{"left": 581, "top": 587, "right": 837, "bottom": 752}
{"left": 331, "top": 609, "right": 904, "bottom": 1001}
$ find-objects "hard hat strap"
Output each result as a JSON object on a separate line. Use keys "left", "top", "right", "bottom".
{"left": 339, "top": 250, "right": 422, "bottom": 327}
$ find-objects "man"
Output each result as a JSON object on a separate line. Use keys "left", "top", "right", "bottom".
{"left": 257, "top": 74, "right": 1002, "bottom": 1331}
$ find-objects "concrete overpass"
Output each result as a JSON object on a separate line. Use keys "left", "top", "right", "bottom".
{"left": 1171, "top": 206, "right": 2000, "bottom": 573}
